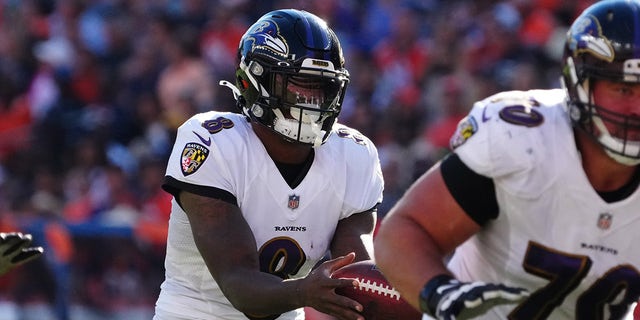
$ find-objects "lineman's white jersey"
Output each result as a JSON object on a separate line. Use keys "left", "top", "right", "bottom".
{"left": 445, "top": 89, "right": 640, "bottom": 319}
{"left": 154, "top": 111, "right": 384, "bottom": 320}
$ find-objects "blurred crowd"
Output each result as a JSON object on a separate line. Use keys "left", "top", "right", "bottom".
{"left": 0, "top": 0, "right": 594, "bottom": 319}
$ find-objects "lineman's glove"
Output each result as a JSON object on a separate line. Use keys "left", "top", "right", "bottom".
{"left": 0, "top": 232, "right": 44, "bottom": 276}
{"left": 419, "top": 274, "right": 529, "bottom": 320}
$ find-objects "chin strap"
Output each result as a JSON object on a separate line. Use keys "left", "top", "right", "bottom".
{"left": 310, "top": 123, "right": 324, "bottom": 148}
{"left": 220, "top": 80, "right": 250, "bottom": 116}
{"left": 219, "top": 80, "right": 242, "bottom": 101}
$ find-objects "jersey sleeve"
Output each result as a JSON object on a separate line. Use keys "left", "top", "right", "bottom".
{"left": 337, "top": 126, "right": 385, "bottom": 218}
{"left": 440, "top": 153, "right": 499, "bottom": 225}
{"left": 163, "top": 112, "right": 240, "bottom": 202}
{"left": 449, "top": 89, "right": 568, "bottom": 198}
{"left": 450, "top": 90, "right": 546, "bottom": 179}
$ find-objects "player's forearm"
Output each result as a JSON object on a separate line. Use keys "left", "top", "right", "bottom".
{"left": 195, "top": 236, "right": 306, "bottom": 316}
{"left": 374, "top": 215, "right": 450, "bottom": 311}
{"left": 219, "top": 270, "right": 304, "bottom": 317}
{"left": 331, "top": 210, "right": 376, "bottom": 260}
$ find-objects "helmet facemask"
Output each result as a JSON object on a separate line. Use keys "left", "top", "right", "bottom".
{"left": 590, "top": 104, "right": 640, "bottom": 165}
{"left": 236, "top": 57, "right": 348, "bottom": 147}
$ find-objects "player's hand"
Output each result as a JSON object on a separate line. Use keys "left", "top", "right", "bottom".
{"left": 0, "top": 232, "right": 44, "bottom": 276}
{"left": 420, "top": 275, "right": 529, "bottom": 320}
{"left": 298, "top": 253, "right": 364, "bottom": 320}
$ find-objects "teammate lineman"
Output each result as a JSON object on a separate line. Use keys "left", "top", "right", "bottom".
{"left": 375, "top": 1, "right": 640, "bottom": 319}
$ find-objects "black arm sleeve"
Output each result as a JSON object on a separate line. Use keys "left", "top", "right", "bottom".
{"left": 162, "top": 176, "right": 238, "bottom": 207}
{"left": 440, "top": 153, "right": 499, "bottom": 225}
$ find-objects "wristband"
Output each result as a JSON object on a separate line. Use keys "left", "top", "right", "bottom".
{"left": 418, "top": 274, "right": 456, "bottom": 315}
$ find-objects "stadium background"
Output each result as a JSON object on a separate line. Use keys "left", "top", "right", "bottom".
{"left": 0, "top": 0, "right": 595, "bottom": 319}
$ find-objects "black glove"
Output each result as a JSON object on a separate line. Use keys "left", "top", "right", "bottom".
{"left": 419, "top": 274, "right": 529, "bottom": 320}
{"left": 0, "top": 232, "right": 44, "bottom": 276}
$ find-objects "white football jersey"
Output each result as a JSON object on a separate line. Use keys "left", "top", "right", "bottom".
{"left": 154, "top": 111, "right": 384, "bottom": 320}
{"left": 445, "top": 88, "right": 640, "bottom": 319}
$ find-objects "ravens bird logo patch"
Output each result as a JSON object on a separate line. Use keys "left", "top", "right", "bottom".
{"left": 181, "top": 143, "right": 209, "bottom": 176}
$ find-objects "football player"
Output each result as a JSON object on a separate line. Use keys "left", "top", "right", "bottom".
{"left": 374, "top": 0, "right": 640, "bottom": 319}
{"left": 153, "top": 9, "right": 383, "bottom": 320}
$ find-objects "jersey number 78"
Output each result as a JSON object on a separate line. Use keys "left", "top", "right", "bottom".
{"left": 509, "top": 241, "right": 640, "bottom": 319}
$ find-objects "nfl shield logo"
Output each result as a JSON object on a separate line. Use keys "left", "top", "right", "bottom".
{"left": 597, "top": 213, "right": 612, "bottom": 230}
{"left": 288, "top": 194, "right": 300, "bottom": 210}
